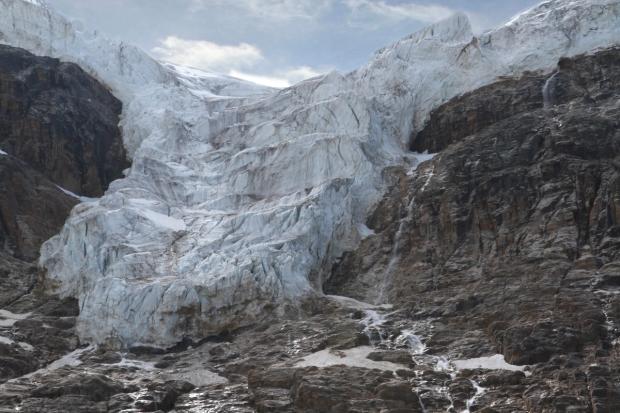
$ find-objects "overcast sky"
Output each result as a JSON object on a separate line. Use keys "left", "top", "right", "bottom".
{"left": 46, "top": 0, "right": 541, "bottom": 87}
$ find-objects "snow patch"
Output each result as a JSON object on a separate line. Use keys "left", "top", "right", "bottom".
{"left": 407, "top": 152, "right": 436, "bottom": 175}
{"left": 295, "top": 346, "right": 406, "bottom": 371}
{"left": 107, "top": 357, "right": 157, "bottom": 371}
{"left": 0, "top": 149, "right": 7, "bottom": 156}
{"left": 357, "top": 223, "right": 375, "bottom": 239}
{"left": 164, "top": 369, "right": 227, "bottom": 387}
{"left": 453, "top": 354, "right": 526, "bottom": 372}
{"left": 326, "top": 295, "right": 379, "bottom": 310}
{"left": 18, "top": 341, "right": 34, "bottom": 351}
{"left": 56, "top": 185, "right": 98, "bottom": 203}
{"left": 44, "top": 345, "right": 93, "bottom": 370}
{"left": 139, "top": 209, "right": 186, "bottom": 232}
{"left": 0, "top": 335, "right": 34, "bottom": 352}
{"left": 0, "top": 310, "right": 31, "bottom": 328}
{"left": 0, "top": 335, "right": 14, "bottom": 345}
{"left": 17, "top": 345, "right": 95, "bottom": 380}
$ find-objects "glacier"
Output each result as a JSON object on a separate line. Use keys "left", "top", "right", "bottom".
{"left": 1, "top": 0, "right": 619, "bottom": 348}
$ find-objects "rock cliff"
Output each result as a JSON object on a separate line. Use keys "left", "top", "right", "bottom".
{"left": 0, "top": 44, "right": 125, "bottom": 384}
{"left": 0, "top": 44, "right": 127, "bottom": 197}
{"left": 325, "top": 46, "right": 620, "bottom": 412}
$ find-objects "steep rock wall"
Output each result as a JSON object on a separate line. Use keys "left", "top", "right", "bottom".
{"left": 326, "top": 47, "right": 620, "bottom": 411}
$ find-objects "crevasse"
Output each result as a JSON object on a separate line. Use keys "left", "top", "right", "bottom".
{"left": 1, "top": 0, "right": 619, "bottom": 348}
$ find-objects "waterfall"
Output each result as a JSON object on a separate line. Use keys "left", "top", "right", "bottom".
{"left": 462, "top": 380, "right": 486, "bottom": 413}
{"left": 376, "top": 159, "right": 435, "bottom": 305}
{"left": 396, "top": 329, "right": 427, "bottom": 355}
{"left": 542, "top": 71, "right": 559, "bottom": 107}
{"left": 361, "top": 309, "right": 389, "bottom": 346}
{"left": 375, "top": 194, "right": 416, "bottom": 305}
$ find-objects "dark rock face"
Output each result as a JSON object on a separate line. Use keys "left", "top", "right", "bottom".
{"left": 0, "top": 42, "right": 129, "bottom": 261}
{"left": 0, "top": 44, "right": 127, "bottom": 198}
{"left": 250, "top": 366, "right": 422, "bottom": 413}
{"left": 326, "top": 47, "right": 620, "bottom": 411}
{"left": 0, "top": 44, "right": 126, "bottom": 389}
{"left": 410, "top": 73, "right": 547, "bottom": 153}
{"left": 0, "top": 45, "right": 127, "bottom": 262}
{"left": 0, "top": 156, "right": 78, "bottom": 261}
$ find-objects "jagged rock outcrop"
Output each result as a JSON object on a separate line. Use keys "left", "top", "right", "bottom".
{"left": 0, "top": 43, "right": 125, "bottom": 384}
{"left": 326, "top": 47, "right": 620, "bottom": 411}
{"left": 409, "top": 73, "right": 547, "bottom": 153}
{"left": 0, "top": 155, "right": 77, "bottom": 262}
{"left": 0, "top": 44, "right": 127, "bottom": 198}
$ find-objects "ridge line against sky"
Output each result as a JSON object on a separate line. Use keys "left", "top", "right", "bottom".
{"left": 46, "top": 0, "right": 542, "bottom": 88}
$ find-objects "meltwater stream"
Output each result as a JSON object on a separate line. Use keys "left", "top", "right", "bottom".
{"left": 356, "top": 303, "right": 529, "bottom": 412}
{"left": 375, "top": 196, "right": 416, "bottom": 306}
{"left": 542, "top": 71, "right": 560, "bottom": 108}
{"left": 360, "top": 305, "right": 487, "bottom": 412}
{"left": 376, "top": 153, "right": 436, "bottom": 305}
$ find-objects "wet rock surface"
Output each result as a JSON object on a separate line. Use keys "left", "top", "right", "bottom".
{"left": 327, "top": 47, "right": 620, "bottom": 411}
{"left": 1, "top": 298, "right": 424, "bottom": 412}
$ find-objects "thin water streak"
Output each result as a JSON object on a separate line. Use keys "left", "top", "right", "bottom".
{"left": 542, "top": 71, "right": 559, "bottom": 108}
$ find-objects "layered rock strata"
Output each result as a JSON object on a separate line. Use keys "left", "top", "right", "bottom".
{"left": 326, "top": 47, "right": 620, "bottom": 412}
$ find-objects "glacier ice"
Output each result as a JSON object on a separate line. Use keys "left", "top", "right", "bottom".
{"left": 1, "top": 0, "right": 619, "bottom": 348}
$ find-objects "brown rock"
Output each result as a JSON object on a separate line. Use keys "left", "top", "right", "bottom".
{"left": 376, "top": 381, "right": 419, "bottom": 403}
{"left": 0, "top": 44, "right": 128, "bottom": 198}
{"left": 367, "top": 350, "right": 414, "bottom": 367}
{"left": 326, "top": 47, "right": 620, "bottom": 411}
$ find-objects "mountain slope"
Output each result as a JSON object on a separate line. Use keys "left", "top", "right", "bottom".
{"left": 326, "top": 47, "right": 620, "bottom": 411}
{"left": 1, "top": 0, "right": 620, "bottom": 349}
{"left": 0, "top": 43, "right": 126, "bottom": 385}
{"left": 0, "top": 0, "right": 620, "bottom": 411}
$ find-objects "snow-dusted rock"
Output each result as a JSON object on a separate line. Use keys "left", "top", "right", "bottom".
{"left": 1, "top": 0, "right": 619, "bottom": 348}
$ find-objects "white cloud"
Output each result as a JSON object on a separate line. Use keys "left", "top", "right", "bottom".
{"left": 151, "top": 36, "right": 263, "bottom": 73}
{"left": 230, "top": 66, "right": 325, "bottom": 88}
{"left": 229, "top": 71, "right": 291, "bottom": 89}
{"left": 191, "top": 0, "right": 332, "bottom": 20}
{"left": 151, "top": 35, "right": 324, "bottom": 89}
{"left": 345, "top": 0, "right": 457, "bottom": 28}
{"left": 281, "top": 66, "right": 324, "bottom": 83}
